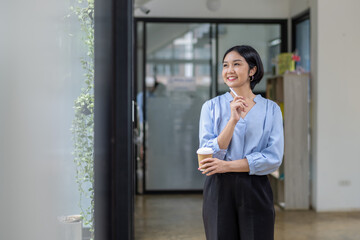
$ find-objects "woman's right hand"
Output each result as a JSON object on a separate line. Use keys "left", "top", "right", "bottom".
{"left": 230, "top": 96, "right": 248, "bottom": 123}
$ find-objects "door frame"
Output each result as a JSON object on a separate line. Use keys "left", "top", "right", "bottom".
{"left": 94, "top": 0, "right": 134, "bottom": 239}
{"left": 134, "top": 17, "right": 288, "bottom": 194}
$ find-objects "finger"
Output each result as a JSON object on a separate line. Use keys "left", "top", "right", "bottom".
{"left": 234, "top": 99, "right": 248, "bottom": 107}
{"left": 240, "top": 104, "right": 246, "bottom": 112}
{"left": 233, "top": 98, "right": 246, "bottom": 103}
{"left": 201, "top": 161, "right": 214, "bottom": 170}
{"left": 202, "top": 164, "right": 216, "bottom": 174}
{"left": 206, "top": 167, "right": 218, "bottom": 176}
{"left": 202, "top": 167, "right": 213, "bottom": 175}
{"left": 200, "top": 157, "right": 214, "bottom": 164}
{"left": 232, "top": 102, "right": 246, "bottom": 109}
{"left": 201, "top": 163, "right": 213, "bottom": 174}
{"left": 232, "top": 103, "right": 246, "bottom": 112}
{"left": 233, "top": 99, "right": 248, "bottom": 106}
{"left": 234, "top": 96, "right": 244, "bottom": 100}
{"left": 234, "top": 97, "right": 246, "bottom": 102}
{"left": 234, "top": 101, "right": 246, "bottom": 109}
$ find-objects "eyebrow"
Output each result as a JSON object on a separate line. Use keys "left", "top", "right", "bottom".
{"left": 223, "top": 59, "right": 243, "bottom": 63}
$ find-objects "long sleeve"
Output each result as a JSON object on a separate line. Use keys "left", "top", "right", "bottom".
{"left": 199, "top": 101, "right": 227, "bottom": 160}
{"left": 245, "top": 105, "right": 284, "bottom": 175}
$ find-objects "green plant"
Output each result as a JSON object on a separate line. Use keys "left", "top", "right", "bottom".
{"left": 70, "top": 0, "right": 94, "bottom": 238}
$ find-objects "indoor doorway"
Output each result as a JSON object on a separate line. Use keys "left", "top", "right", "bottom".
{"left": 135, "top": 19, "right": 286, "bottom": 193}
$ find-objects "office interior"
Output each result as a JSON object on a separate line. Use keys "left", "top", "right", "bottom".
{"left": 1, "top": 0, "right": 360, "bottom": 239}
{"left": 133, "top": 0, "right": 360, "bottom": 239}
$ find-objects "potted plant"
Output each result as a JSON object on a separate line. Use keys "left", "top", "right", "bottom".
{"left": 70, "top": 0, "right": 94, "bottom": 239}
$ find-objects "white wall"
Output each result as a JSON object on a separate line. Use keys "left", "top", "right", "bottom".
{"left": 135, "top": 0, "right": 289, "bottom": 19}
{"left": 289, "top": 0, "right": 309, "bottom": 17}
{"left": 311, "top": 0, "right": 360, "bottom": 211}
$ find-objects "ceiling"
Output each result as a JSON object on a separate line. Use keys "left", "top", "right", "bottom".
{"left": 134, "top": 0, "right": 152, "bottom": 7}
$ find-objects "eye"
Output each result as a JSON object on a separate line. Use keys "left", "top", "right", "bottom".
{"left": 234, "top": 63, "right": 240, "bottom": 66}
{"left": 223, "top": 64, "right": 228, "bottom": 67}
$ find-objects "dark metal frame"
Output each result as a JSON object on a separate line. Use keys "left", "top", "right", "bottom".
{"left": 94, "top": 0, "right": 134, "bottom": 239}
{"left": 142, "top": 22, "right": 147, "bottom": 194}
{"left": 134, "top": 17, "right": 288, "bottom": 194}
{"left": 215, "top": 24, "right": 219, "bottom": 94}
{"left": 136, "top": 17, "right": 287, "bottom": 25}
{"left": 136, "top": 17, "right": 288, "bottom": 53}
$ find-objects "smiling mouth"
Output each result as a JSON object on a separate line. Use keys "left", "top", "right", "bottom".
{"left": 227, "top": 77, "right": 237, "bottom": 81}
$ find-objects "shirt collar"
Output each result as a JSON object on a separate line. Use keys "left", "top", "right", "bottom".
{"left": 225, "top": 92, "right": 233, "bottom": 102}
{"left": 224, "top": 92, "right": 263, "bottom": 103}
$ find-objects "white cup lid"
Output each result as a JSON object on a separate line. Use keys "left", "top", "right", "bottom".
{"left": 197, "top": 147, "right": 214, "bottom": 154}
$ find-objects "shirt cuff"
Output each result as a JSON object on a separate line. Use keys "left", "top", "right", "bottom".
{"left": 212, "top": 137, "right": 227, "bottom": 160}
{"left": 245, "top": 153, "right": 259, "bottom": 175}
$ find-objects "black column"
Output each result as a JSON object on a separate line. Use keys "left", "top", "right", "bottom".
{"left": 94, "top": 0, "right": 134, "bottom": 239}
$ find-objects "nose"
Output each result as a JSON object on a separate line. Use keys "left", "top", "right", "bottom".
{"left": 227, "top": 65, "right": 235, "bottom": 73}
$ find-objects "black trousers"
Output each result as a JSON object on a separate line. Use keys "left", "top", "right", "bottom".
{"left": 202, "top": 172, "right": 275, "bottom": 240}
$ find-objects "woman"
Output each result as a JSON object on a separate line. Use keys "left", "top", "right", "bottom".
{"left": 198, "top": 45, "right": 284, "bottom": 240}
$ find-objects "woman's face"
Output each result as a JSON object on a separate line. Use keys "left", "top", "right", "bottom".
{"left": 222, "top": 51, "right": 255, "bottom": 89}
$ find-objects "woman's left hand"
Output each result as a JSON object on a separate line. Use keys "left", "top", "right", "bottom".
{"left": 199, "top": 158, "right": 229, "bottom": 176}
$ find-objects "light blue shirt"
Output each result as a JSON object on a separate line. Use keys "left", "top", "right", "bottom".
{"left": 199, "top": 92, "right": 284, "bottom": 175}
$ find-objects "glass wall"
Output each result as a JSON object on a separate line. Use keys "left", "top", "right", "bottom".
{"left": 0, "top": 0, "right": 94, "bottom": 239}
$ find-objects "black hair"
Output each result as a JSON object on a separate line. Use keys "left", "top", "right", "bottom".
{"left": 222, "top": 45, "right": 264, "bottom": 90}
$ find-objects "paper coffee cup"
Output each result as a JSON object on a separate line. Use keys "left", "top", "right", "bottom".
{"left": 197, "top": 147, "right": 214, "bottom": 171}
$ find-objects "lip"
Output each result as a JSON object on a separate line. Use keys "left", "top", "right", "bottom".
{"left": 227, "top": 77, "right": 237, "bottom": 81}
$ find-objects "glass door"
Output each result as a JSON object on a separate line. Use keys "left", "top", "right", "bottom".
{"left": 142, "top": 23, "right": 213, "bottom": 191}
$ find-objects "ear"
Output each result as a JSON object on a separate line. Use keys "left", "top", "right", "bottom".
{"left": 250, "top": 66, "right": 257, "bottom": 76}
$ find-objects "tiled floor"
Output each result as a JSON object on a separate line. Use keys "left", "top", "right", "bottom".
{"left": 135, "top": 194, "right": 360, "bottom": 240}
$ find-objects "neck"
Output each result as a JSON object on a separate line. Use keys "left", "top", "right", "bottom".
{"left": 230, "top": 87, "right": 255, "bottom": 99}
